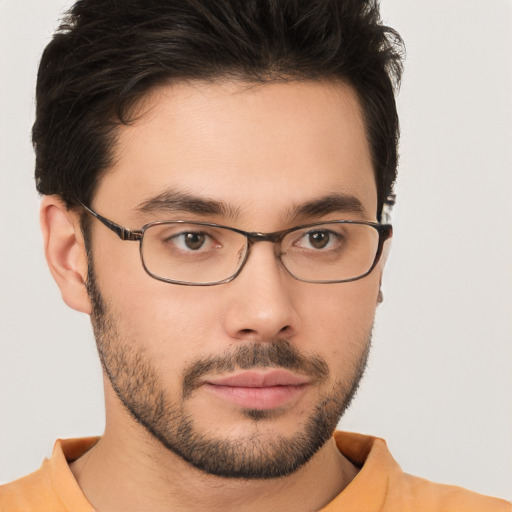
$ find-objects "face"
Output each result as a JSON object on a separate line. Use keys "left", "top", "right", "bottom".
{"left": 85, "top": 80, "right": 383, "bottom": 479}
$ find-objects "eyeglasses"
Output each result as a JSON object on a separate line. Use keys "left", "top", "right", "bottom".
{"left": 81, "top": 204, "right": 392, "bottom": 286}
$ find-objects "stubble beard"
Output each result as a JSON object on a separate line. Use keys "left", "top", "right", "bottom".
{"left": 86, "top": 265, "right": 372, "bottom": 480}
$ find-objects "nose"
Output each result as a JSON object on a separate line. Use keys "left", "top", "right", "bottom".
{"left": 222, "top": 242, "right": 299, "bottom": 342}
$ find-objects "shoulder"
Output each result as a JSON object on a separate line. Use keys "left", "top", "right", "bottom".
{"left": 0, "top": 438, "right": 98, "bottom": 512}
{"left": 389, "top": 471, "right": 511, "bottom": 512}
{"left": 330, "top": 432, "right": 511, "bottom": 512}
{"left": 0, "top": 462, "right": 63, "bottom": 512}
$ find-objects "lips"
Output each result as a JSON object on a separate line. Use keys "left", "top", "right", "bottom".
{"left": 207, "top": 370, "right": 310, "bottom": 388}
{"left": 203, "top": 370, "right": 310, "bottom": 410}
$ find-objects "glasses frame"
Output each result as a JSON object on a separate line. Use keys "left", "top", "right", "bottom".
{"left": 80, "top": 203, "right": 392, "bottom": 286}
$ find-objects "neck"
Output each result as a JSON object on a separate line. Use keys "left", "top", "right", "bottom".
{"left": 70, "top": 418, "right": 358, "bottom": 512}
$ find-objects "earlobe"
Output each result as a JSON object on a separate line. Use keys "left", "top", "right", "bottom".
{"left": 40, "top": 196, "right": 92, "bottom": 314}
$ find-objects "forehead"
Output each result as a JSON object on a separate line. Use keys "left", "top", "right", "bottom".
{"left": 95, "top": 79, "right": 377, "bottom": 225}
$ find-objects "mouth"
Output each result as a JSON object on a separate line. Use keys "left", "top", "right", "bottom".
{"left": 203, "top": 370, "right": 311, "bottom": 410}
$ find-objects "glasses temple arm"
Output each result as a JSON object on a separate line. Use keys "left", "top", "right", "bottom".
{"left": 80, "top": 203, "right": 142, "bottom": 241}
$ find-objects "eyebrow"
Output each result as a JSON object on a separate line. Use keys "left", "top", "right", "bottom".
{"left": 135, "top": 189, "right": 366, "bottom": 222}
{"left": 289, "top": 193, "right": 367, "bottom": 220}
{"left": 135, "top": 188, "right": 241, "bottom": 219}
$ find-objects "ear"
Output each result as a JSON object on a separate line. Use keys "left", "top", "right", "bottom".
{"left": 379, "top": 236, "right": 392, "bottom": 270}
{"left": 376, "top": 237, "right": 392, "bottom": 305}
{"left": 40, "top": 196, "right": 92, "bottom": 314}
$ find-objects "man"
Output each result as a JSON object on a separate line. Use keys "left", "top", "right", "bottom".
{"left": 0, "top": 0, "right": 510, "bottom": 510}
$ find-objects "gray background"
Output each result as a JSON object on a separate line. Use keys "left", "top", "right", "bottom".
{"left": 1, "top": 0, "right": 511, "bottom": 500}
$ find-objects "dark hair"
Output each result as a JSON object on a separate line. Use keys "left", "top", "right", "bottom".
{"left": 33, "top": 0, "right": 404, "bottom": 220}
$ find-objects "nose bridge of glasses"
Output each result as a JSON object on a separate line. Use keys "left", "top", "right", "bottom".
{"left": 245, "top": 231, "right": 287, "bottom": 262}
{"left": 236, "top": 232, "right": 286, "bottom": 277}
{"left": 246, "top": 231, "right": 283, "bottom": 244}
{"left": 235, "top": 231, "right": 288, "bottom": 285}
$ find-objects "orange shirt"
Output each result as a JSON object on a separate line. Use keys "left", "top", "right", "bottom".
{"left": 1, "top": 432, "right": 510, "bottom": 511}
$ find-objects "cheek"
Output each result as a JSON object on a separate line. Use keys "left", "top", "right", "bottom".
{"left": 91, "top": 235, "right": 224, "bottom": 366}
{"left": 119, "top": 287, "right": 222, "bottom": 363}
{"left": 294, "top": 276, "right": 380, "bottom": 360}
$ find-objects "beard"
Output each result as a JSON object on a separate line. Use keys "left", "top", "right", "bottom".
{"left": 86, "top": 264, "right": 371, "bottom": 480}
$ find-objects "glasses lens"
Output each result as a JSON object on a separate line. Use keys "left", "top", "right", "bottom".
{"left": 141, "top": 223, "right": 248, "bottom": 284}
{"left": 281, "top": 222, "right": 380, "bottom": 282}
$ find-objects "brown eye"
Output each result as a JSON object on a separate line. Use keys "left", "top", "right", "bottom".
{"left": 183, "top": 232, "right": 206, "bottom": 250}
{"left": 308, "top": 231, "right": 330, "bottom": 249}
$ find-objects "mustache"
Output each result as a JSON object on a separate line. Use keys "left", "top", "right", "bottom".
{"left": 182, "top": 340, "right": 329, "bottom": 398}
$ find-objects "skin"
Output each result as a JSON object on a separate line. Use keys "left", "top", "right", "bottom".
{"left": 41, "top": 80, "right": 389, "bottom": 512}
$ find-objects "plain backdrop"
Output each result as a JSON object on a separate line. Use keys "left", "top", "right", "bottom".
{"left": 0, "top": 0, "right": 511, "bottom": 500}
